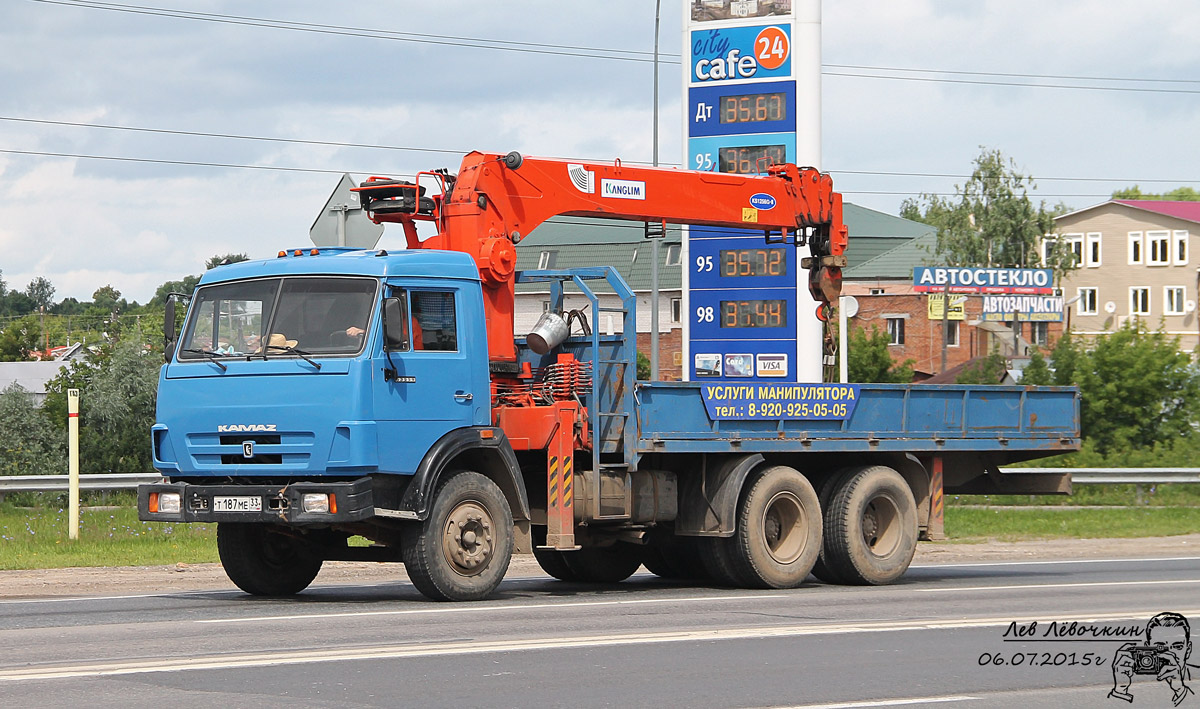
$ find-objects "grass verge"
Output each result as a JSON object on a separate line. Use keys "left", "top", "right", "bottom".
{"left": 0, "top": 503, "right": 217, "bottom": 570}
{"left": 946, "top": 506, "right": 1200, "bottom": 542}
{"left": 1, "top": 501, "right": 1198, "bottom": 571}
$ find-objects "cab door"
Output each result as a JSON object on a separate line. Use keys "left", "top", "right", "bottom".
{"left": 371, "top": 283, "right": 487, "bottom": 474}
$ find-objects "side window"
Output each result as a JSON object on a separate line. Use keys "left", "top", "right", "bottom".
{"left": 411, "top": 291, "right": 458, "bottom": 351}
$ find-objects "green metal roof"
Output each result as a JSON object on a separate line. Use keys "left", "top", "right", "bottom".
{"left": 844, "top": 232, "right": 938, "bottom": 279}
{"left": 841, "top": 203, "right": 936, "bottom": 269}
{"left": 515, "top": 217, "right": 681, "bottom": 293}
{"left": 512, "top": 206, "right": 934, "bottom": 291}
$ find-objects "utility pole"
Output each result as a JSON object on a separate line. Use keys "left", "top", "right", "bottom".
{"left": 649, "top": 0, "right": 662, "bottom": 381}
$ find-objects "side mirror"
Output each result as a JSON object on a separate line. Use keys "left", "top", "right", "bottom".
{"left": 164, "top": 296, "right": 177, "bottom": 362}
{"left": 383, "top": 295, "right": 409, "bottom": 350}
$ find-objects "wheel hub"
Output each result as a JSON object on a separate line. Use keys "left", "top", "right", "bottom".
{"left": 761, "top": 491, "right": 807, "bottom": 565}
{"left": 442, "top": 501, "right": 494, "bottom": 576}
{"left": 861, "top": 495, "right": 901, "bottom": 558}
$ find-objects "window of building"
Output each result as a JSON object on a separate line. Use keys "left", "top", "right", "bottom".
{"left": 1130, "top": 287, "right": 1151, "bottom": 316}
{"left": 1147, "top": 231, "right": 1170, "bottom": 265}
{"left": 1077, "top": 287, "right": 1098, "bottom": 315}
{"left": 1175, "top": 231, "right": 1189, "bottom": 265}
{"left": 1129, "top": 232, "right": 1143, "bottom": 264}
{"left": 1031, "top": 321, "right": 1050, "bottom": 346}
{"left": 630, "top": 248, "right": 638, "bottom": 264}
{"left": 869, "top": 288, "right": 886, "bottom": 295}
{"left": 670, "top": 297, "right": 681, "bottom": 323}
{"left": 664, "top": 244, "right": 681, "bottom": 266}
{"left": 1086, "top": 233, "right": 1102, "bottom": 267}
{"left": 542, "top": 300, "right": 551, "bottom": 313}
{"left": 411, "top": 290, "right": 458, "bottom": 351}
{"left": 1165, "top": 286, "right": 1187, "bottom": 315}
{"left": 537, "top": 250, "right": 557, "bottom": 269}
{"left": 946, "top": 320, "right": 959, "bottom": 347}
{"left": 886, "top": 317, "right": 905, "bottom": 345}
{"left": 1062, "top": 233, "right": 1084, "bottom": 267}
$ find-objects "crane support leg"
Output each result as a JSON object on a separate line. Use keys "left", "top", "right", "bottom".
{"left": 928, "top": 456, "right": 946, "bottom": 541}
{"left": 545, "top": 402, "right": 580, "bottom": 550}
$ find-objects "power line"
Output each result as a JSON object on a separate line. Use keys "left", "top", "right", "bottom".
{"left": 0, "top": 147, "right": 382, "bottom": 176}
{"left": 32, "top": 0, "right": 1200, "bottom": 96}
{"left": 824, "top": 71, "right": 1200, "bottom": 96}
{"left": 30, "top": 0, "right": 672, "bottom": 64}
{"left": 7, "top": 113, "right": 1200, "bottom": 188}
{"left": 0, "top": 115, "right": 472, "bottom": 156}
{"left": 825, "top": 63, "right": 1200, "bottom": 86}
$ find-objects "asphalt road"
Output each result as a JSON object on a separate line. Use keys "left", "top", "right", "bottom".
{"left": 1, "top": 556, "right": 1198, "bottom": 708}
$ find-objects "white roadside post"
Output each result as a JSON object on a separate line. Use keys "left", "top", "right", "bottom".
{"left": 68, "top": 388, "right": 80, "bottom": 540}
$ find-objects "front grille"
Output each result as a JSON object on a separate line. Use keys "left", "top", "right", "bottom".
{"left": 188, "top": 431, "right": 314, "bottom": 468}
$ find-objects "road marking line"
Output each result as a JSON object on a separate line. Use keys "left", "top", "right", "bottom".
{"left": 766, "top": 695, "right": 976, "bottom": 708}
{"left": 911, "top": 555, "right": 1200, "bottom": 570}
{"left": 7, "top": 609, "right": 1200, "bottom": 682}
{"left": 917, "top": 578, "right": 1200, "bottom": 593}
{"left": 195, "top": 593, "right": 789, "bottom": 624}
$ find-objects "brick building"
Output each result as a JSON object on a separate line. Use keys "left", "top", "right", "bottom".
{"left": 844, "top": 229, "right": 1066, "bottom": 378}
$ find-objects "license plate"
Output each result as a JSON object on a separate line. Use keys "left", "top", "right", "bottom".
{"left": 213, "top": 496, "right": 262, "bottom": 512}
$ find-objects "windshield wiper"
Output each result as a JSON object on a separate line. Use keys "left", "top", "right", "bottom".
{"left": 180, "top": 348, "right": 228, "bottom": 371}
{"left": 265, "top": 344, "right": 322, "bottom": 370}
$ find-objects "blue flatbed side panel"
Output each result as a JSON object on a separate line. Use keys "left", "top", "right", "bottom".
{"left": 635, "top": 382, "right": 1080, "bottom": 454}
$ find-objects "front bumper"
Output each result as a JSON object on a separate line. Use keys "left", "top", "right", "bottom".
{"left": 138, "top": 477, "right": 375, "bottom": 524}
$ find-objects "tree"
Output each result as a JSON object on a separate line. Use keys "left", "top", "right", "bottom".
{"left": 0, "top": 315, "right": 41, "bottom": 361}
{"left": 24, "top": 277, "right": 56, "bottom": 311}
{"left": 1047, "top": 322, "right": 1200, "bottom": 455}
{"left": 1018, "top": 348, "right": 1053, "bottom": 385}
{"left": 901, "top": 148, "right": 1075, "bottom": 280}
{"left": 955, "top": 352, "right": 1008, "bottom": 385}
{"left": 1112, "top": 186, "right": 1200, "bottom": 201}
{"left": 0, "top": 383, "right": 66, "bottom": 476}
{"left": 45, "top": 334, "right": 161, "bottom": 473}
{"left": 847, "top": 325, "right": 914, "bottom": 383}
{"left": 92, "top": 285, "right": 121, "bottom": 312}
{"left": 205, "top": 253, "right": 250, "bottom": 270}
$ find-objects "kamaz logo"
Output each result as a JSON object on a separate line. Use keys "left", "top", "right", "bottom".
{"left": 217, "top": 424, "right": 277, "bottom": 432}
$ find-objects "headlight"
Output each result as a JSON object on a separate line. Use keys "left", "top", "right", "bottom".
{"left": 302, "top": 493, "right": 332, "bottom": 513}
{"left": 155, "top": 492, "right": 182, "bottom": 514}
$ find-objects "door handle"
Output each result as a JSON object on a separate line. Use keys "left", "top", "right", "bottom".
{"left": 454, "top": 391, "right": 473, "bottom": 401}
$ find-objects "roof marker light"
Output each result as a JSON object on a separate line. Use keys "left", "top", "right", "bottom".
{"left": 294, "top": 249, "right": 303, "bottom": 257}
{"left": 278, "top": 251, "right": 286, "bottom": 258}
{"left": 310, "top": 248, "right": 320, "bottom": 256}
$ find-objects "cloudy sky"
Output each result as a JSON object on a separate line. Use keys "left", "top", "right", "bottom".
{"left": 2, "top": 0, "right": 1199, "bottom": 303}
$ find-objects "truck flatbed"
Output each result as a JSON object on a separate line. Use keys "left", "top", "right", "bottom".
{"left": 635, "top": 382, "right": 1079, "bottom": 456}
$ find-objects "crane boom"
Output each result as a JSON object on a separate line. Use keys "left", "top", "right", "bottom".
{"left": 356, "top": 151, "right": 847, "bottom": 364}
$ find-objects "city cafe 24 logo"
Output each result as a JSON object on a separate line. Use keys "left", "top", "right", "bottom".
{"left": 690, "top": 24, "right": 791, "bottom": 83}
{"left": 982, "top": 612, "right": 1197, "bottom": 705}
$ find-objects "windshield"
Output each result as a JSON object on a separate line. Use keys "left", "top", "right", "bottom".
{"left": 178, "top": 276, "right": 378, "bottom": 359}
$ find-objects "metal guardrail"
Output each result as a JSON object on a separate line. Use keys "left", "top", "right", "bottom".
{"left": 1003, "top": 468, "right": 1200, "bottom": 484}
{"left": 0, "top": 473, "right": 160, "bottom": 494}
{"left": 0, "top": 469, "right": 1198, "bottom": 494}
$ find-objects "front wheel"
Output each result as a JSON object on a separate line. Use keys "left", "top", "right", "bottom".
{"left": 217, "top": 522, "right": 323, "bottom": 596}
{"left": 402, "top": 471, "right": 513, "bottom": 601}
{"left": 822, "top": 465, "right": 918, "bottom": 585}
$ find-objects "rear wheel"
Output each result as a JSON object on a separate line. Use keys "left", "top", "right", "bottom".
{"left": 810, "top": 468, "right": 853, "bottom": 584}
{"left": 402, "top": 471, "right": 513, "bottom": 601}
{"left": 823, "top": 465, "right": 918, "bottom": 585}
{"left": 719, "top": 466, "right": 822, "bottom": 588}
{"left": 532, "top": 527, "right": 580, "bottom": 582}
{"left": 643, "top": 533, "right": 710, "bottom": 581}
{"left": 563, "top": 543, "right": 643, "bottom": 583}
{"left": 217, "top": 522, "right": 323, "bottom": 596}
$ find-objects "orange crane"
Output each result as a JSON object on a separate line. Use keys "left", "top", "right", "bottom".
{"left": 354, "top": 151, "right": 847, "bottom": 365}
